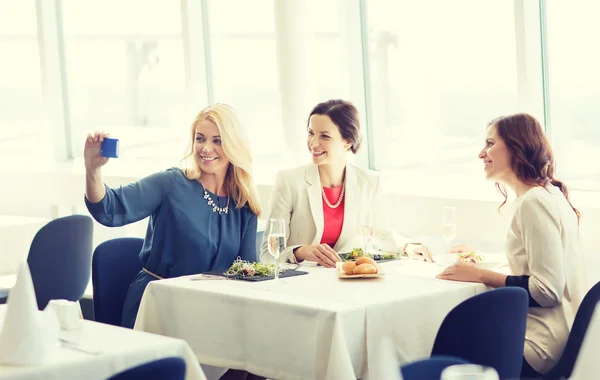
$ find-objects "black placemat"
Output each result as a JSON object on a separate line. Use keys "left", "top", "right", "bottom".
{"left": 339, "top": 253, "right": 403, "bottom": 263}
{"left": 201, "top": 269, "right": 309, "bottom": 282}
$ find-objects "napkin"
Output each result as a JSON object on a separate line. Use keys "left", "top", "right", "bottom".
{"left": 0, "top": 262, "right": 60, "bottom": 366}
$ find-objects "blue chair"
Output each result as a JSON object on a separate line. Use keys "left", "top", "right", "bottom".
{"left": 22, "top": 215, "right": 93, "bottom": 310}
{"left": 92, "top": 237, "right": 143, "bottom": 327}
{"left": 544, "top": 281, "right": 600, "bottom": 380}
{"left": 431, "top": 287, "right": 528, "bottom": 380}
{"left": 401, "top": 356, "right": 471, "bottom": 380}
{"left": 107, "top": 357, "right": 186, "bottom": 380}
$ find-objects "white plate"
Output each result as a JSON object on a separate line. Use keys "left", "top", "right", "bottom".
{"left": 336, "top": 262, "right": 385, "bottom": 279}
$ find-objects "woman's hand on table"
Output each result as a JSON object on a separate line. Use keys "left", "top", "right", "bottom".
{"left": 294, "top": 244, "right": 342, "bottom": 268}
{"left": 449, "top": 243, "right": 476, "bottom": 254}
{"left": 436, "top": 261, "right": 484, "bottom": 283}
{"left": 410, "top": 245, "right": 435, "bottom": 262}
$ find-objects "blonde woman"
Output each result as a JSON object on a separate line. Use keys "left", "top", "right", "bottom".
{"left": 84, "top": 103, "right": 261, "bottom": 329}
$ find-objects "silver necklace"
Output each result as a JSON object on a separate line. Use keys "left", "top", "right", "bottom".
{"left": 199, "top": 180, "right": 229, "bottom": 215}
{"left": 321, "top": 181, "right": 346, "bottom": 209}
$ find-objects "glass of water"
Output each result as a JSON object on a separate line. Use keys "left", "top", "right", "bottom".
{"left": 267, "top": 218, "right": 286, "bottom": 280}
{"left": 359, "top": 208, "right": 374, "bottom": 256}
{"left": 441, "top": 364, "right": 499, "bottom": 380}
{"left": 440, "top": 206, "right": 457, "bottom": 253}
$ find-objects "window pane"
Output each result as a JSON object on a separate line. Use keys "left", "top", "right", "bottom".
{"left": 209, "top": 0, "right": 361, "bottom": 176}
{"left": 62, "top": 0, "right": 187, "bottom": 160}
{"left": 546, "top": 2, "right": 600, "bottom": 190}
{"left": 366, "top": 1, "right": 519, "bottom": 193}
{"left": 209, "top": 0, "right": 281, "bottom": 174}
{"left": 0, "top": 1, "right": 46, "bottom": 159}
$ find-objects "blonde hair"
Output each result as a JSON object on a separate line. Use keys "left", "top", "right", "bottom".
{"left": 181, "top": 103, "right": 261, "bottom": 216}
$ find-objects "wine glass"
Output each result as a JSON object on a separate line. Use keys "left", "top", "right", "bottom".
{"left": 267, "top": 218, "right": 286, "bottom": 281}
{"left": 441, "top": 364, "right": 499, "bottom": 380}
{"left": 359, "top": 209, "right": 374, "bottom": 256}
{"left": 440, "top": 206, "right": 457, "bottom": 253}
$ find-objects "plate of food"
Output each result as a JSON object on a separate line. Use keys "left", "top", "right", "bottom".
{"left": 339, "top": 248, "right": 400, "bottom": 262}
{"left": 436, "top": 252, "right": 506, "bottom": 270}
{"left": 336, "top": 256, "right": 385, "bottom": 279}
{"left": 195, "top": 257, "right": 309, "bottom": 282}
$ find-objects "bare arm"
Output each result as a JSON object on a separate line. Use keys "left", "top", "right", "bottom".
{"left": 84, "top": 132, "right": 109, "bottom": 203}
{"left": 85, "top": 168, "right": 106, "bottom": 203}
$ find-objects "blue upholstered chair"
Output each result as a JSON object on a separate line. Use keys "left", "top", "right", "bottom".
{"left": 431, "top": 287, "right": 529, "bottom": 380}
{"left": 92, "top": 237, "right": 143, "bottom": 327}
{"left": 107, "top": 357, "right": 186, "bottom": 380}
{"left": 401, "top": 356, "right": 471, "bottom": 380}
{"left": 544, "top": 281, "right": 600, "bottom": 380}
{"left": 24, "top": 215, "right": 93, "bottom": 309}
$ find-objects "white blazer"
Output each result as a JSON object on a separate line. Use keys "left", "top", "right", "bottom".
{"left": 260, "top": 164, "right": 410, "bottom": 263}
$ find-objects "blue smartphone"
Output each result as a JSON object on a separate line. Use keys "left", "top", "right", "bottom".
{"left": 100, "top": 138, "right": 119, "bottom": 158}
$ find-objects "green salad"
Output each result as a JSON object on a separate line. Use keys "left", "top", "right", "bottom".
{"left": 224, "top": 257, "right": 283, "bottom": 277}
{"left": 457, "top": 252, "right": 483, "bottom": 264}
{"left": 341, "top": 248, "right": 398, "bottom": 261}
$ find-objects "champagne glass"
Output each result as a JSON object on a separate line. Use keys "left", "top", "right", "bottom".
{"left": 359, "top": 208, "right": 374, "bottom": 256}
{"left": 267, "top": 218, "right": 286, "bottom": 281}
{"left": 440, "top": 206, "right": 457, "bottom": 253}
{"left": 441, "top": 364, "right": 499, "bottom": 380}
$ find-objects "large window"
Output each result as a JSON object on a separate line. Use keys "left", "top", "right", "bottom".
{"left": 62, "top": 0, "right": 187, "bottom": 161}
{"left": 365, "top": 1, "right": 523, "bottom": 195}
{"left": 208, "top": 0, "right": 281, "bottom": 171}
{"left": 546, "top": 2, "right": 600, "bottom": 190}
{"left": 0, "top": 1, "right": 46, "bottom": 160}
{"left": 208, "top": 0, "right": 363, "bottom": 177}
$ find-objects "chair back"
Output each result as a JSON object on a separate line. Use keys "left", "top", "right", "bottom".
{"left": 545, "top": 281, "right": 600, "bottom": 380}
{"left": 431, "top": 287, "right": 529, "bottom": 380}
{"left": 92, "top": 237, "right": 143, "bottom": 326}
{"left": 107, "top": 357, "right": 186, "bottom": 380}
{"left": 27, "top": 215, "right": 93, "bottom": 309}
{"left": 401, "top": 356, "right": 471, "bottom": 380}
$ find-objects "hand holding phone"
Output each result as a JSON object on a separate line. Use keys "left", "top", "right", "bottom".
{"left": 100, "top": 138, "right": 119, "bottom": 158}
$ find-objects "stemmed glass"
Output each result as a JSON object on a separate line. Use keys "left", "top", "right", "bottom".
{"left": 267, "top": 218, "right": 286, "bottom": 281}
{"left": 440, "top": 206, "right": 457, "bottom": 253}
{"left": 441, "top": 364, "right": 499, "bottom": 380}
{"left": 359, "top": 209, "right": 374, "bottom": 256}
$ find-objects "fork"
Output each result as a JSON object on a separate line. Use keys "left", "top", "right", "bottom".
{"left": 190, "top": 274, "right": 229, "bottom": 281}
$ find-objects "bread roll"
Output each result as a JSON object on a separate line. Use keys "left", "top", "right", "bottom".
{"left": 355, "top": 257, "right": 377, "bottom": 267}
{"left": 342, "top": 261, "right": 356, "bottom": 275}
{"left": 353, "top": 263, "right": 378, "bottom": 275}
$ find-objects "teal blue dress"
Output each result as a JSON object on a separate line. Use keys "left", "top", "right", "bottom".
{"left": 85, "top": 168, "right": 258, "bottom": 328}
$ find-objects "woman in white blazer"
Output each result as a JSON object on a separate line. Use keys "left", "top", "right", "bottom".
{"left": 436, "top": 113, "right": 588, "bottom": 377}
{"left": 260, "top": 99, "right": 424, "bottom": 267}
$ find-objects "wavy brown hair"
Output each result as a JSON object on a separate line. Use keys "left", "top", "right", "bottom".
{"left": 490, "top": 113, "right": 580, "bottom": 222}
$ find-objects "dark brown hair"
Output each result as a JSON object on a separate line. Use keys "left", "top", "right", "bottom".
{"left": 490, "top": 113, "right": 580, "bottom": 222}
{"left": 307, "top": 99, "right": 362, "bottom": 154}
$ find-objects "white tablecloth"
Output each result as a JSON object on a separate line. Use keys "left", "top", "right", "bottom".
{"left": 0, "top": 305, "right": 206, "bottom": 380}
{"left": 134, "top": 259, "right": 489, "bottom": 380}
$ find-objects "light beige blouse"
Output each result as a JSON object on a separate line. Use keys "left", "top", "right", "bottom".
{"left": 505, "top": 185, "right": 588, "bottom": 373}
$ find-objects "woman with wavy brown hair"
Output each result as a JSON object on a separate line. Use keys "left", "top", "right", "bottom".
{"left": 436, "top": 113, "right": 588, "bottom": 377}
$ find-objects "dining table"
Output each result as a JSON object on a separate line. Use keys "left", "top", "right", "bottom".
{"left": 0, "top": 305, "right": 207, "bottom": 380}
{"left": 134, "top": 256, "right": 506, "bottom": 380}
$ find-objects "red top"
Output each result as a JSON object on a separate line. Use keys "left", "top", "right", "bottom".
{"left": 320, "top": 186, "right": 345, "bottom": 247}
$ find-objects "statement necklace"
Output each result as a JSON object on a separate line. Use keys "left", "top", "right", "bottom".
{"left": 199, "top": 180, "right": 230, "bottom": 215}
